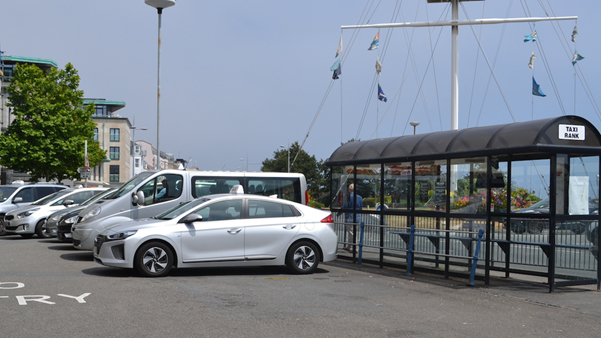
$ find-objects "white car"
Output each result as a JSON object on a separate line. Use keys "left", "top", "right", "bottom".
{"left": 4, "top": 188, "right": 108, "bottom": 238}
{"left": 93, "top": 186, "right": 337, "bottom": 277}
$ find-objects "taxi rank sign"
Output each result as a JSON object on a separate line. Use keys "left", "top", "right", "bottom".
{"left": 559, "top": 124, "right": 586, "bottom": 141}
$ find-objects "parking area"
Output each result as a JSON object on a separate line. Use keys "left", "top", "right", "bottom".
{"left": 1, "top": 236, "right": 601, "bottom": 337}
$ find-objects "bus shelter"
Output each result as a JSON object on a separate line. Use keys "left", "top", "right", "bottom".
{"left": 327, "top": 116, "right": 601, "bottom": 291}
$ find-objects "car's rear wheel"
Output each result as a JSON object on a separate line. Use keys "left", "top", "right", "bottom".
{"left": 135, "top": 241, "right": 174, "bottom": 277}
{"left": 286, "top": 241, "right": 320, "bottom": 274}
{"left": 527, "top": 221, "right": 544, "bottom": 234}
{"left": 35, "top": 219, "right": 52, "bottom": 238}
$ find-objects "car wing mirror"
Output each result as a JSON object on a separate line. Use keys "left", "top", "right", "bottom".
{"left": 132, "top": 191, "right": 145, "bottom": 206}
{"left": 13, "top": 197, "right": 22, "bottom": 204}
{"left": 63, "top": 200, "right": 74, "bottom": 207}
{"left": 179, "top": 214, "right": 202, "bottom": 224}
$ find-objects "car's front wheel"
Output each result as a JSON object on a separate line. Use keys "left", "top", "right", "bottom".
{"left": 134, "top": 241, "right": 174, "bottom": 277}
{"left": 35, "top": 219, "right": 52, "bottom": 238}
{"left": 286, "top": 241, "right": 320, "bottom": 274}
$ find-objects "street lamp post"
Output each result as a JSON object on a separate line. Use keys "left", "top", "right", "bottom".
{"left": 130, "top": 125, "right": 147, "bottom": 178}
{"left": 409, "top": 121, "right": 420, "bottom": 135}
{"left": 145, "top": 0, "right": 176, "bottom": 172}
{"left": 280, "top": 145, "right": 290, "bottom": 173}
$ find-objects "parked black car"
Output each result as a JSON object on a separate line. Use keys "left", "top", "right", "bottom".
{"left": 507, "top": 198, "right": 599, "bottom": 234}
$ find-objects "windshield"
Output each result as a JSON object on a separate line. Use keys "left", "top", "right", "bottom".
{"left": 32, "top": 190, "right": 72, "bottom": 206}
{"left": 155, "top": 198, "right": 211, "bottom": 220}
{"left": 82, "top": 188, "right": 116, "bottom": 206}
{"left": 110, "top": 172, "right": 154, "bottom": 199}
{"left": 0, "top": 187, "right": 18, "bottom": 202}
{"left": 529, "top": 199, "right": 549, "bottom": 209}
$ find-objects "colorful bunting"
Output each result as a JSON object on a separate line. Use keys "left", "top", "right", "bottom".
{"left": 375, "top": 57, "right": 383, "bottom": 76}
{"left": 532, "top": 77, "right": 546, "bottom": 97}
{"left": 572, "top": 50, "right": 584, "bottom": 66}
{"left": 378, "top": 83, "right": 387, "bottom": 102}
{"left": 368, "top": 32, "right": 380, "bottom": 50}
{"left": 571, "top": 26, "right": 578, "bottom": 43}
{"left": 330, "top": 59, "right": 340, "bottom": 71}
{"left": 332, "top": 60, "right": 341, "bottom": 80}
{"left": 524, "top": 26, "right": 537, "bottom": 43}
{"left": 335, "top": 34, "right": 343, "bottom": 58}
{"left": 528, "top": 52, "right": 537, "bottom": 70}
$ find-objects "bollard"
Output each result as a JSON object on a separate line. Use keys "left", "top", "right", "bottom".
{"left": 406, "top": 225, "right": 415, "bottom": 276}
{"left": 468, "top": 229, "right": 485, "bottom": 287}
{"left": 358, "top": 222, "right": 364, "bottom": 267}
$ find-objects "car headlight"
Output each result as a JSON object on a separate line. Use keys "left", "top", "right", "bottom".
{"left": 106, "top": 230, "right": 137, "bottom": 242}
{"left": 50, "top": 214, "right": 61, "bottom": 222}
{"left": 63, "top": 215, "right": 79, "bottom": 225}
{"left": 17, "top": 208, "right": 40, "bottom": 219}
{"left": 80, "top": 205, "right": 101, "bottom": 223}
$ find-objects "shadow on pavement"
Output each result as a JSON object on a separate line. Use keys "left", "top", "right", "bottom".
{"left": 82, "top": 265, "right": 330, "bottom": 278}
{"left": 60, "top": 252, "right": 94, "bottom": 262}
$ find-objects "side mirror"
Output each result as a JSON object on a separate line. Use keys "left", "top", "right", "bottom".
{"left": 63, "top": 200, "right": 74, "bottom": 207}
{"left": 136, "top": 191, "right": 145, "bottom": 206}
{"left": 131, "top": 192, "right": 138, "bottom": 206}
{"left": 178, "top": 213, "right": 202, "bottom": 224}
{"left": 13, "top": 197, "right": 23, "bottom": 204}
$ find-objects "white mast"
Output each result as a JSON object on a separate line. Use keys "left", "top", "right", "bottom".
{"left": 341, "top": 0, "right": 577, "bottom": 131}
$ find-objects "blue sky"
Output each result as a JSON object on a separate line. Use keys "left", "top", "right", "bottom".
{"left": 1, "top": 1, "right": 599, "bottom": 171}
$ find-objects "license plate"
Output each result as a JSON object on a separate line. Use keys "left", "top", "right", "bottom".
{"left": 93, "top": 246, "right": 98, "bottom": 255}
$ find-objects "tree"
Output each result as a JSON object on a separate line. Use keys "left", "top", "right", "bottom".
{"left": 261, "top": 142, "right": 330, "bottom": 207}
{"left": 0, "top": 63, "right": 106, "bottom": 182}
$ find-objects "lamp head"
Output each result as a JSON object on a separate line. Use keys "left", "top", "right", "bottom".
{"left": 145, "top": 0, "right": 176, "bottom": 9}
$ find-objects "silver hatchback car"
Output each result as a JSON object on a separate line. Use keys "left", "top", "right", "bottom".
{"left": 4, "top": 188, "right": 108, "bottom": 238}
{"left": 94, "top": 186, "right": 337, "bottom": 277}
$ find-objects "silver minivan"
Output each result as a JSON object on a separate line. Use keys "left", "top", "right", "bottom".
{"left": 72, "top": 169, "right": 308, "bottom": 250}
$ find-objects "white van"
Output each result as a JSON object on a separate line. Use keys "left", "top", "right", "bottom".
{"left": 71, "top": 170, "right": 308, "bottom": 250}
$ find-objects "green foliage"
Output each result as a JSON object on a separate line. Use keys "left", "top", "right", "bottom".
{"left": 363, "top": 197, "right": 376, "bottom": 208}
{"left": 0, "top": 63, "right": 106, "bottom": 182}
{"left": 261, "top": 141, "right": 330, "bottom": 206}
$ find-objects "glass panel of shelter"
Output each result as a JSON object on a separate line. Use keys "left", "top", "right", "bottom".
{"left": 554, "top": 155, "right": 599, "bottom": 283}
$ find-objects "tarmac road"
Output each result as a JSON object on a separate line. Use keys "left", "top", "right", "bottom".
{"left": 1, "top": 235, "right": 600, "bottom": 337}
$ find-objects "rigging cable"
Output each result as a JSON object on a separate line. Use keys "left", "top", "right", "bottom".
{"left": 461, "top": 4, "right": 517, "bottom": 123}
{"left": 291, "top": 0, "right": 375, "bottom": 169}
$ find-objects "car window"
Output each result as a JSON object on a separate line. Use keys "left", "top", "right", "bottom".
{"left": 0, "top": 187, "right": 17, "bottom": 202}
{"left": 35, "top": 187, "right": 57, "bottom": 200}
{"left": 192, "top": 177, "right": 243, "bottom": 198}
{"left": 248, "top": 199, "right": 297, "bottom": 219}
{"left": 14, "top": 187, "right": 34, "bottom": 203}
{"left": 139, "top": 174, "right": 183, "bottom": 206}
{"left": 193, "top": 200, "right": 242, "bottom": 222}
{"left": 52, "top": 190, "right": 96, "bottom": 206}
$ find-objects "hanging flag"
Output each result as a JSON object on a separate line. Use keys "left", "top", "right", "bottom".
{"left": 332, "top": 61, "right": 341, "bottom": 80}
{"left": 524, "top": 26, "right": 537, "bottom": 43}
{"left": 528, "top": 52, "right": 537, "bottom": 69}
{"left": 330, "top": 58, "right": 340, "bottom": 71}
{"left": 375, "top": 57, "right": 383, "bottom": 76}
{"left": 532, "top": 77, "right": 546, "bottom": 97}
{"left": 378, "top": 83, "right": 387, "bottom": 102}
{"left": 368, "top": 32, "right": 380, "bottom": 50}
{"left": 571, "top": 26, "right": 578, "bottom": 43}
{"left": 572, "top": 50, "right": 584, "bottom": 66}
{"left": 335, "top": 34, "right": 343, "bottom": 58}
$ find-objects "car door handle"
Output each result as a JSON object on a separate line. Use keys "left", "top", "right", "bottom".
{"left": 283, "top": 224, "right": 297, "bottom": 230}
{"left": 227, "top": 228, "right": 242, "bottom": 234}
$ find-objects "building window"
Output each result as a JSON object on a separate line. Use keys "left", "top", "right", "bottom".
{"left": 109, "top": 165, "right": 119, "bottom": 182}
{"left": 110, "top": 128, "right": 120, "bottom": 142}
{"left": 93, "top": 128, "right": 98, "bottom": 142}
{"left": 135, "top": 158, "right": 140, "bottom": 168}
{"left": 110, "top": 147, "right": 120, "bottom": 160}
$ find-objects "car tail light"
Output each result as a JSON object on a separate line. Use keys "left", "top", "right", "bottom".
{"left": 305, "top": 191, "right": 309, "bottom": 205}
{"left": 321, "top": 214, "right": 333, "bottom": 223}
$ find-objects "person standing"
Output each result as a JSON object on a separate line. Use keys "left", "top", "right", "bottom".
{"left": 342, "top": 184, "right": 363, "bottom": 253}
